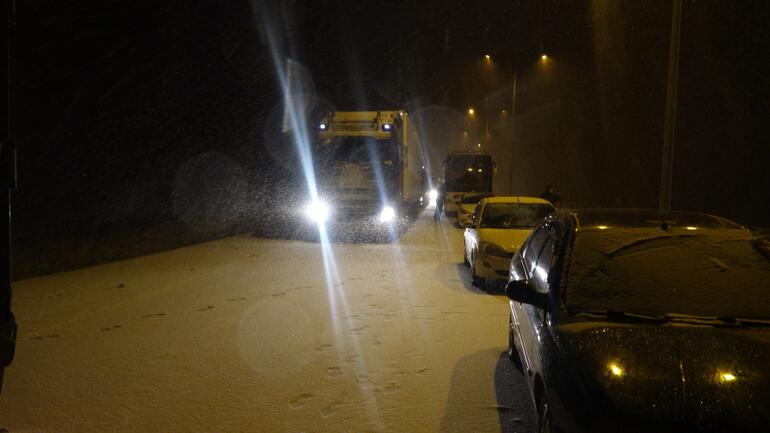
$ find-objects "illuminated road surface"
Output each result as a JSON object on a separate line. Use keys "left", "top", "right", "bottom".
{"left": 1, "top": 209, "right": 537, "bottom": 433}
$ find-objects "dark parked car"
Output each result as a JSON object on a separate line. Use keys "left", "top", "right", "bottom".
{"left": 505, "top": 209, "right": 770, "bottom": 433}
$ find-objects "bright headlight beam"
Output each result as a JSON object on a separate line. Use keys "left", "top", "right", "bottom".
{"left": 305, "top": 200, "right": 330, "bottom": 223}
{"left": 429, "top": 189, "right": 438, "bottom": 201}
{"left": 379, "top": 206, "right": 396, "bottom": 223}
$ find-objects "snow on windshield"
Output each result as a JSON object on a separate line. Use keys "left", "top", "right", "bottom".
{"left": 480, "top": 203, "right": 553, "bottom": 229}
{"left": 565, "top": 228, "right": 770, "bottom": 319}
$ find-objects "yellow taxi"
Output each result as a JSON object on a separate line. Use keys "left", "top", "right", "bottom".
{"left": 463, "top": 196, "right": 555, "bottom": 287}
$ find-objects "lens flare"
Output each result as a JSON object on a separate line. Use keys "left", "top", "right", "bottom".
{"left": 305, "top": 200, "right": 330, "bottom": 223}
{"left": 379, "top": 206, "right": 396, "bottom": 223}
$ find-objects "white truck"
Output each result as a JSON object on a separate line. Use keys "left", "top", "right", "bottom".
{"left": 304, "top": 110, "right": 426, "bottom": 225}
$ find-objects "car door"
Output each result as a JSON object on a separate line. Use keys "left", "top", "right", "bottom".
{"left": 511, "top": 225, "right": 549, "bottom": 373}
{"left": 524, "top": 230, "right": 558, "bottom": 374}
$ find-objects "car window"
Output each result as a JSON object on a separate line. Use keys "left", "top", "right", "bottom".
{"left": 566, "top": 228, "right": 770, "bottom": 319}
{"left": 532, "top": 235, "right": 556, "bottom": 293}
{"left": 523, "top": 227, "right": 549, "bottom": 277}
{"left": 470, "top": 202, "right": 483, "bottom": 225}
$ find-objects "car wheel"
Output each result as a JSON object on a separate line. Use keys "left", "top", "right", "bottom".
{"left": 463, "top": 242, "right": 470, "bottom": 267}
{"left": 471, "top": 258, "right": 485, "bottom": 288}
{"left": 507, "top": 314, "right": 522, "bottom": 367}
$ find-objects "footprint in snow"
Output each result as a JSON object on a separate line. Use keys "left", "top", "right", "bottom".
{"left": 321, "top": 401, "right": 342, "bottom": 417}
{"left": 384, "top": 382, "right": 400, "bottom": 392}
{"left": 141, "top": 313, "right": 166, "bottom": 318}
{"left": 325, "top": 366, "right": 342, "bottom": 377}
{"left": 289, "top": 393, "right": 314, "bottom": 408}
{"left": 31, "top": 334, "right": 60, "bottom": 340}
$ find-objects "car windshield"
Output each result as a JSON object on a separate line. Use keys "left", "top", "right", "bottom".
{"left": 5, "top": 1, "right": 770, "bottom": 431}
{"left": 479, "top": 203, "right": 553, "bottom": 229}
{"left": 566, "top": 228, "right": 770, "bottom": 319}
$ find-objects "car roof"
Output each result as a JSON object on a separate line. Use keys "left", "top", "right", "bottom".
{"left": 481, "top": 196, "right": 552, "bottom": 205}
{"left": 567, "top": 208, "right": 744, "bottom": 230}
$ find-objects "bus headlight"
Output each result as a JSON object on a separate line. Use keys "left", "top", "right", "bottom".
{"left": 379, "top": 206, "right": 396, "bottom": 223}
{"left": 304, "top": 200, "right": 331, "bottom": 223}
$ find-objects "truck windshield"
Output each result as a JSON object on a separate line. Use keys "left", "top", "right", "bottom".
{"left": 325, "top": 136, "right": 394, "bottom": 164}
{"left": 445, "top": 155, "right": 493, "bottom": 191}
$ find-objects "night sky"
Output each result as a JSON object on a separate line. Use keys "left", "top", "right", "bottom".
{"left": 10, "top": 0, "right": 770, "bottom": 276}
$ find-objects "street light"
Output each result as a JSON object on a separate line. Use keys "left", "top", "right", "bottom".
{"left": 467, "top": 107, "right": 475, "bottom": 115}
{"left": 540, "top": 54, "right": 548, "bottom": 61}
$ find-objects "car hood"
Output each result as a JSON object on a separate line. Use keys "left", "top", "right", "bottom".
{"left": 478, "top": 228, "right": 532, "bottom": 253}
{"left": 558, "top": 322, "right": 770, "bottom": 431}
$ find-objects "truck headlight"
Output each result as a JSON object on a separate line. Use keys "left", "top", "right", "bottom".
{"left": 429, "top": 189, "right": 438, "bottom": 201}
{"left": 379, "top": 205, "right": 396, "bottom": 223}
{"left": 304, "top": 200, "right": 331, "bottom": 223}
{"left": 481, "top": 242, "right": 509, "bottom": 258}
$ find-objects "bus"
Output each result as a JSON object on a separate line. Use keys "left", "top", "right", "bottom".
{"left": 442, "top": 151, "right": 494, "bottom": 217}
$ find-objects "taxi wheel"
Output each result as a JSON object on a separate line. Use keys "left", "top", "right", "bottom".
{"left": 463, "top": 242, "right": 470, "bottom": 267}
{"left": 471, "top": 259, "right": 485, "bottom": 288}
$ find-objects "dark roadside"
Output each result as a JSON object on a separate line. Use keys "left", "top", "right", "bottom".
{"left": 11, "top": 215, "right": 260, "bottom": 281}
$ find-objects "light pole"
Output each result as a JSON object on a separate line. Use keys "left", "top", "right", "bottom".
{"left": 508, "top": 54, "right": 549, "bottom": 195}
{"left": 509, "top": 69, "right": 517, "bottom": 195}
{"left": 659, "top": 0, "right": 683, "bottom": 211}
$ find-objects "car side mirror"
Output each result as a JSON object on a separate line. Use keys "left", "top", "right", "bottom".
{"left": 505, "top": 280, "right": 549, "bottom": 310}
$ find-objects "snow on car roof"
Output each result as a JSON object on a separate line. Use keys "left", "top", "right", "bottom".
{"left": 482, "top": 196, "right": 552, "bottom": 205}
{"left": 565, "top": 226, "right": 770, "bottom": 320}
{"left": 574, "top": 208, "right": 743, "bottom": 230}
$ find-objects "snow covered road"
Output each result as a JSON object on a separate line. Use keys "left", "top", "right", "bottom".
{"left": 1, "top": 209, "right": 537, "bottom": 433}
